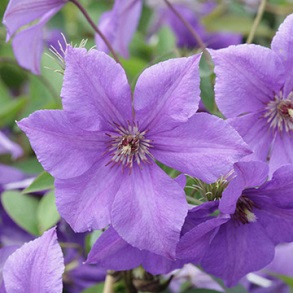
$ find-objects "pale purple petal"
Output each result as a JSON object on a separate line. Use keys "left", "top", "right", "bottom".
{"left": 0, "top": 132, "right": 22, "bottom": 159}
{"left": 111, "top": 163, "right": 188, "bottom": 259}
{"left": 269, "top": 133, "right": 293, "bottom": 176}
{"left": 220, "top": 161, "right": 269, "bottom": 214}
{"left": 55, "top": 158, "right": 123, "bottom": 232}
{"left": 87, "top": 226, "right": 184, "bottom": 274}
{"left": 3, "top": 227, "right": 64, "bottom": 293}
{"left": 86, "top": 226, "right": 142, "bottom": 270}
{"left": 96, "top": 0, "right": 142, "bottom": 58}
{"left": 18, "top": 110, "right": 106, "bottom": 179}
{"left": 0, "top": 246, "right": 18, "bottom": 289}
{"left": 3, "top": 0, "right": 65, "bottom": 41}
{"left": 177, "top": 216, "right": 229, "bottom": 260}
{"left": 228, "top": 112, "right": 273, "bottom": 162}
{"left": 209, "top": 45, "right": 284, "bottom": 118}
{"left": 0, "top": 164, "right": 26, "bottom": 186}
{"left": 201, "top": 220, "right": 275, "bottom": 287}
{"left": 271, "top": 14, "right": 293, "bottom": 97}
{"left": 61, "top": 46, "right": 132, "bottom": 131}
{"left": 134, "top": 54, "right": 201, "bottom": 134}
{"left": 151, "top": 113, "right": 251, "bottom": 183}
{"left": 253, "top": 203, "right": 293, "bottom": 245}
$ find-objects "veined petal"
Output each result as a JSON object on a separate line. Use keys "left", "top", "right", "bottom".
{"left": 61, "top": 46, "right": 132, "bottom": 131}
{"left": 18, "top": 110, "right": 106, "bottom": 180}
{"left": 271, "top": 14, "right": 293, "bottom": 97}
{"left": 3, "top": 228, "right": 64, "bottom": 293}
{"left": 134, "top": 54, "right": 201, "bottom": 134}
{"left": 96, "top": 0, "right": 142, "bottom": 58}
{"left": 269, "top": 133, "right": 293, "bottom": 176}
{"left": 0, "top": 246, "right": 18, "bottom": 289}
{"left": 201, "top": 221, "right": 275, "bottom": 287}
{"left": 111, "top": 163, "right": 188, "bottom": 259}
{"left": 151, "top": 113, "right": 251, "bottom": 183}
{"left": 86, "top": 226, "right": 143, "bottom": 270}
{"left": 209, "top": 45, "right": 284, "bottom": 118}
{"left": 220, "top": 161, "right": 269, "bottom": 214}
{"left": 228, "top": 112, "right": 273, "bottom": 162}
{"left": 55, "top": 158, "right": 123, "bottom": 232}
{"left": 3, "top": 0, "right": 65, "bottom": 41}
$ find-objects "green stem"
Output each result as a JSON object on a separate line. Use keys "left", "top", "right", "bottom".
{"left": 246, "top": 0, "right": 267, "bottom": 44}
{"left": 69, "top": 0, "right": 121, "bottom": 64}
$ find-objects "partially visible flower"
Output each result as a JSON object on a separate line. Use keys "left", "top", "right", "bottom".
{"left": 97, "top": 0, "right": 241, "bottom": 58}
{"left": 209, "top": 13, "right": 293, "bottom": 175}
{"left": 0, "top": 131, "right": 22, "bottom": 159}
{"left": 3, "top": 0, "right": 67, "bottom": 74}
{"left": 1, "top": 227, "right": 64, "bottom": 293}
{"left": 177, "top": 161, "right": 293, "bottom": 287}
{"left": 18, "top": 46, "right": 250, "bottom": 258}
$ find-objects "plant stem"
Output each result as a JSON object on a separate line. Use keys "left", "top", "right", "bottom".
{"left": 69, "top": 0, "right": 121, "bottom": 64}
{"left": 246, "top": 0, "right": 267, "bottom": 44}
{"left": 103, "top": 273, "right": 115, "bottom": 293}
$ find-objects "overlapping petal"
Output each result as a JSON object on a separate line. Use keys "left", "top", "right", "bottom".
{"left": 151, "top": 113, "right": 251, "bottom": 183}
{"left": 111, "top": 163, "right": 188, "bottom": 259}
{"left": 61, "top": 47, "right": 132, "bottom": 131}
{"left": 228, "top": 112, "right": 273, "bottom": 162}
{"left": 3, "top": 0, "right": 66, "bottom": 40}
{"left": 201, "top": 221, "right": 275, "bottom": 287}
{"left": 209, "top": 45, "right": 284, "bottom": 118}
{"left": 271, "top": 14, "right": 293, "bottom": 97}
{"left": 2, "top": 228, "right": 64, "bottom": 293}
{"left": 55, "top": 158, "right": 123, "bottom": 232}
{"left": 134, "top": 54, "right": 201, "bottom": 134}
{"left": 18, "top": 110, "right": 106, "bottom": 180}
{"left": 96, "top": 0, "right": 142, "bottom": 58}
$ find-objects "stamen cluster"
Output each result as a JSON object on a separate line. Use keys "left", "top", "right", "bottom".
{"left": 264, "top": 92, "right": 293, "bottom": 133}
{"left": 106, "top": 122, "right": 153, "bottom": 169}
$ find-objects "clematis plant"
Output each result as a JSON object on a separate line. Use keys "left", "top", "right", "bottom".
{"left": 209, "top": 13, "right": 293, "bottom": 175}
{"left": 18, "top": 45, "right": 250, "bottom": 259}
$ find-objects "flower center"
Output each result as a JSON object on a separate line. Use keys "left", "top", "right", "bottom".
{"left": 106, "top": 122, "right": 154, "bottom": 170}
{"left": 232, "top": 196, "right": 257, "bottom": 224}
{"left": 264, "top": 92, "right": 293, "bottom": 133}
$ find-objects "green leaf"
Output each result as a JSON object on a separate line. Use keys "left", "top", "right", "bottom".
{"left": 23, "top": 171, "right": 54, "bottom": 194}
{"left": 37, "top": 190, "right": 60, "bottom": 234}
{"left": 0, "top": 97, "right": 27, "bottom": 127}
{"left": 1, "top": 191, "right": 40, "bottom": 235}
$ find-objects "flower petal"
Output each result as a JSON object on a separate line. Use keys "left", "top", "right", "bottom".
{"left": 55, "top": 158, "right": 123, "bottom": 232}
{"left": 86, "top": 226, "right": 142, "bottom": 270}
{"left": 134, "top": 54, "right": 201, "bottom": 134}
{"left": 18, "top": 110, "right": 106, "bottom": 179}
{"left": 151, "top": 113, "right": 251, "bottom": 183}
{"left": 0, "top": 246, "right": 18, "bottom": 289}
{"left": 209, "top": 45, "right": 284, "bottom": 118}
{"left": 0, "top": 132, "right": 22, "bottom": 159}
{"left": 111, "top": 163, "right": 188, "bottom": 259}
{"left": 3, "top": 0, "right": 65, "bottom": 41}
{"left": 61, "top": 46, "right": 132, "bottom": 131}
{"left": 3, "top": 227, "right": 64, "bottom": 293}
{"left": 96, "top": 0, "right": 142, "bottom": 58}
{"left": 201, "top": 221, "right": 275, "bottom": 287}
{"left": 269, "top": 133, "right": 293, "bottom": 176}
{"left": 220, "top": 161, "right": 269, "bottom": 214}
{"left": 271, "top": 14, "right": 293, "bottom": 97}
{"left": 228, "top": 112, "right": 273, "bottom": 162}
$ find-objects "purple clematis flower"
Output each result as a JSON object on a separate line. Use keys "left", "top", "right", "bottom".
{"left": 209, "top": 13, "right": 293, "bottom": 175}
{"left": 18, "top": 46, "right": 250, "bottom": 258}
{"left": 3, "top": 0, "right": 67, "bottom": 74}
{"left": 177, "top": 161, "right": 293, "bottom": 287}
{"left": 1, "top": 227, "right": 64, "bottom": 293}
{"left": 0, "top": 131, "right": 22, "bottom": 160}
{"left": 97, "top": 0, "right": 241, "bottom": 58}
